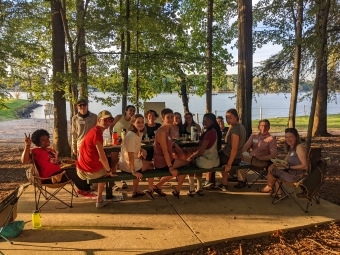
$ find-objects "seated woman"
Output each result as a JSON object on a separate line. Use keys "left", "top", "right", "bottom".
{"left": 171, "top": 112, "right": 184, "bottom": 139}
{"left": 187, "top": 113, "right": 222, "bottom": 196}
{"left": 143, "top": 109, "right": 161, "bottom": 162}
{"left": 183, "top": 112, "right": 202, "bottom": 137}
{"left": 119, "top": 114, "right": 154, "bottom": 198}
{"left": 259, "top": 128, "right": 308, "bottom": 197}
{"left": 216, "top": 116, "right": 229, "bottom": 138}
{"left": 153, "top": 108, "right": 190, "bottom": 199}
{"left": 21, "top": 129, "right": 96, "bottom": 198}
{"left": 204, "top": 108, "right": 246, "bottom": 191}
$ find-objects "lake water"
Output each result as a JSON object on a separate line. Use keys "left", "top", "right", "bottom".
{"left": 14, "top": 92, "right": 340, "bottom": 120}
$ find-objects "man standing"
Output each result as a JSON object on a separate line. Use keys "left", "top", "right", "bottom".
{"left": 76, "top": 110, "right": 116, "bottom": 208}
{"left": 234, "top": 119, "right": 277, "bottom": 189}
{"left": 71, "top": 99, "right": 97, "bottom": 156}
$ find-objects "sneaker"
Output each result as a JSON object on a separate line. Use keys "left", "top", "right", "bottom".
{"left": 187, "top": 190, "right": 196, "bottom": 197}
{"left": 77, "top": 190, "right": 97, "bottom": 199}
{"left": 96, "top": 200, "right": 109, "bottom": 208}
{"left": 234, "top": 181, "right": 247, "bottom": 189}
{"left": 121, "top": 181, "right": 128, "bottom": 189}
{"left": 217, "top": 184, "right": 228, "bottom": 192}
{"left": 145, "top": 189, "right": 155, "bottom": 200}
{"left": 203, "top": 181, "right": 214, "bottom": 188}
{"left": 113, "top": 185, "right": 120, "bottom": 191}
{"left": 227, "top": 176, "right": 238, "bottom": 182}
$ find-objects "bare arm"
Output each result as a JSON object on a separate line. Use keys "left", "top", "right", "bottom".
{"left": 190, "top": 140, "right": 209, "bottom": 158}
{"left": 95, "top": 141, "right": 110, "bottom": 171}
{"left": 227, "top": 134, "right": 239, "bottom": 167}
{"left": 109, "top": 115, "right": 122, "bottom": 134}
{"left": 21, "top": 133, "right": 32, "bottom": 164}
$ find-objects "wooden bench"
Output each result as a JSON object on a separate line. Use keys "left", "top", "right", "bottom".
{"left": 87, "top": 164, "right": 252, "bottom": 198}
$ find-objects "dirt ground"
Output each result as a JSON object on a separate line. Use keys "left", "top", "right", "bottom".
{"left": 1, "top": 126, "right": 339, "bottom": 254}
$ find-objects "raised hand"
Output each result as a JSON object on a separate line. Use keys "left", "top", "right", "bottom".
{"left": 24, "top": 133, "right": 31, "bottom": 146}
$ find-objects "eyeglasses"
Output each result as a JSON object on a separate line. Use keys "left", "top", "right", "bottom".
{"left": 101, "top": 117, "right": 114, "bottom": 123}
{"left": 78, "top": 104, "right": 87, "bottom": 107}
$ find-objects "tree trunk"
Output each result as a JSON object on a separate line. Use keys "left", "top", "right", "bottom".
{"left": 122, "top": 0, "right": 130, "bottom": 113}
{"left": 51, "top": 0, "right": 69, "bottom": 156}
{"left": 206, "top": 0, "right": 213, "bottom": 113}
{"left": 77, "top": 0, "right": 88, "bottom": 102}
{"left": 306, "top": 0, "right": 330, "bottom": 150}
{"left": 236, "top": 0, "right": 252, "bottom": 138}
{"left": 178, "top": 66, "right": 190, "bottom": 113}
{"left": 288, "top": 0, "right": 303, "bottom": 128}
{"left": 312, "top": 53, "right": 329, "bottom": 136}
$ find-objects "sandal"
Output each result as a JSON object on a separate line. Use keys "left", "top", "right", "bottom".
{"left": 258, "top": 186, "right": 273, "bottom": 193}
{"left": 187, "top": 190, "right": 196, "bottom": 197}
{"left": 132, "top": 191, "right": 145, "bottom": 198}
{"left": 153, "top": 185, "right": 166, "bottom": 196}
{"left": 196, "top": 189, "right": 204, "bottom": 196}
{"left": 172, "top": 190, "right": 180, "bottom": 199}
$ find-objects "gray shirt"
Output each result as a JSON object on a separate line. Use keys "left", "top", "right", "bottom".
{"left": 222, "top": 123, "right": 246, "bottom": 158}
{"left": 71, "top": 112, "right": 97, "bottom": 153}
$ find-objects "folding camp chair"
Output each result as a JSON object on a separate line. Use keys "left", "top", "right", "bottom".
{"left": 0, "top": 184, "right": 29, "bottom": 244}
{"left": 246, "top": 161, "right": 272, "bottom": 188}
{"left": 26, "top": 159, "right": 77, "bottom": 211}
{"left": 272, "top": 147, "right": 323, "bottom": 213}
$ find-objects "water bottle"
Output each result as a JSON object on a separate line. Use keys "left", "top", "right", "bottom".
{"left": 190, "top": 125, "right": 195, "bottom": 136}
{"left": 32, "top": 210, "right": 42, "bottom": 228}
{"left": 193, "top": 128, "right": 198, "bottom": 141}
{"left": 112, "top": 131, "right": 118, "bottom": 145}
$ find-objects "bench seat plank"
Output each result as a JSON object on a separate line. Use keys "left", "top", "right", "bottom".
{"left": 87, "top": 164, "right": 252, "bottom": 184}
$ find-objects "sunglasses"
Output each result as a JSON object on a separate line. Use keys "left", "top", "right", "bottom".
{"left": 102, "top": 117, "right": 114, "bottom": 123}
{"left": 78, "top": 104, "right": 87, "bottom": 107}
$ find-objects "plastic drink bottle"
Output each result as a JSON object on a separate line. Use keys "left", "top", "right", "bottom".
{"left": 112, "top": 132, "right": 118, "bottom": 145}
{"left": 32, "top": 210, "right": 42, "bottom": 228}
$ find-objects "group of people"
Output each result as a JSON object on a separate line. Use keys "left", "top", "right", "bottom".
{"left": 21, "top": 99, "right": 309, "bottom": 208}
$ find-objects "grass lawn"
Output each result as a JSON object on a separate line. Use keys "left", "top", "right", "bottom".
{"left": 0, "top": 99, "right": 30, "bottom": 122}
{"left": 252, "top": 114, "right": 339, "bottom": 133}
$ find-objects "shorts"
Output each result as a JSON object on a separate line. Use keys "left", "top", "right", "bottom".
{"left": 121, "top": 168, "right": 142, "bottom": 174}
{"left": 271, "top": 168, "right": 305, "bottom": 183}
{"left": 76, "top": 167, "right": 107, "bottom": 180}
{"left": 155, "top": 159, "right": 175, "bottom": 171}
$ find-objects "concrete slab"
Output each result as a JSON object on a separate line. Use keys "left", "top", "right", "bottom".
{"left": 1, "top": 178, "right": 339, "bottom": 255}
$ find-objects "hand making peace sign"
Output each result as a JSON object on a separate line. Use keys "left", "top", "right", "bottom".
{"left": 24, "top": 133, "right": 31, "bottom": 147}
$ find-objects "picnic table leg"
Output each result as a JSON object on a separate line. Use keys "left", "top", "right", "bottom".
{"left": 106, "top": 181, "right": 113, "bottom": 199}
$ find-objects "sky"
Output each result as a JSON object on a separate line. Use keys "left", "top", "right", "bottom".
{"left": 226, "top": 0, "right": 282, "bottom": 74}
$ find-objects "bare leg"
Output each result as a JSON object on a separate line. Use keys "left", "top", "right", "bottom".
{"left": 132, "top": 179, "right": 139, "bottom": 194}
{"left": 111, "top": 152, "right": 119, "bottom": 172}
{"left": 97, "top": 182, "right": 105, "bottom": 202}
{"left": 221, "top": 171, "right": 229, "bottom": 186}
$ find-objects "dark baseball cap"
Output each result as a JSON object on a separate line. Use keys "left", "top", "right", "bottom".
{"left": 76, "top": 99, "right": 87, "bottom": 105}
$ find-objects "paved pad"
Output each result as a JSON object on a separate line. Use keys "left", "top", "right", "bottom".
{"left": 1, "top": 179, "right": 339, "bottom": 255}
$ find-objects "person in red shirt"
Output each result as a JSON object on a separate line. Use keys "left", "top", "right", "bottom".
{"left": 21, "top": 129, "right": 96, "bottom": 199}
{"left": 76, "top": 110, "right": 116, "bottom": 208}
{"left": 187, "top": 113, "right": 222, "bottom": 196}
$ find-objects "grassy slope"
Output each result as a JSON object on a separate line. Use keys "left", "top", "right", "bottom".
{"left": 252, "top": 114, "right": 339, "bottom": 132}
{"left": 0, "top": 99, "right": 29, "bottom": 122}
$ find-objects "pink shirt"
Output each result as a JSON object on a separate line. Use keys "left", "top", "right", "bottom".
{"left": 153, "top": 128, "right": 173, "bottom": 169}
{"left": 243, "top": 132, "right": 277, "bottom": 159}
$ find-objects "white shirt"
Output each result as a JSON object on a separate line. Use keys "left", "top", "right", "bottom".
{"left": 118, "top": 131, "right": 143, "bottom": 172}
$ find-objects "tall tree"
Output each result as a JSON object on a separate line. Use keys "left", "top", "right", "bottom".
{"left": 288, "top": 0, "right": 303, "bottom": 128}
{"left": 206, "top": 0, "right": 213, "bottom": 113}
{"left": 306, "top": 0, "right": 331, "bottom": 149}
{"left": 237, "top": 0, "right": 252, "bottom": 138}
{"left": 51, "top": 0, "right": 69, "bottom": 155}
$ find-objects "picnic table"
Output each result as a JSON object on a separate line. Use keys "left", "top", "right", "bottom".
{"left": 103, "top": 139, "right": 200, "bottom": 153}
